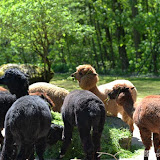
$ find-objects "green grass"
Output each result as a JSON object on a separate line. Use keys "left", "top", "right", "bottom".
{"left": 50, "top": 73, "right": 81, "bottom": 91}
{"left": 50, "top": 73, "right": 160, "bottom": 101}
{"left": 49, "top": 72, "right": 160, "bottom": 159}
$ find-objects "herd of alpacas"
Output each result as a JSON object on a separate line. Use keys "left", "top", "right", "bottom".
{"left": 0, "top": 64, "right": 159, "bottom": 160}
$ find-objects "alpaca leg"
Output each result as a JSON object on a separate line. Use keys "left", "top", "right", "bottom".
{"left": 16, "top": 144, "right": 26, "bottom": 160}
{"left": 17, "top": 143, "right": 34, "bottom": 160}
{"left": 27, "top": 145, "right": 35, "bottom": 160}
{"left": 35, "top": 137, "right": 46, "bottom": 160}
{"left": 92, "top": 126, "right": 102, "bottom": 160}
{"left": 25, "top": 144, "right": 34, "bottom": 160}
{"left": 76, "top": 113, "right": 94, "bottom": 160}
{"left": 0, "top": 128, "right": 15, "bottom": 160}
{"left": 92, "top": 111, "right": 105, "bottom": 160}
{"left": 0, "top": 129, "right": 4, "bottom": 148}
{"left": 121, "top": 111, "right": 134, "bottom": 132}
{"left": 59, "top": 120, "right": 73, "bottom": 158}
{"left": 153, "top": 133, "right": 160, "bottom": 160}
{"left": 78, "top": 126, "right": 94, "bottom": 160}
{"left": 139, "top": 127, "right": 152, "bottom": 160}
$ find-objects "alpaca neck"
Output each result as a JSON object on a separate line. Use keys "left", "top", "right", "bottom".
{"left": 118, "top": 95, "right": 135, "bottom": 119}
{"left": 123, "top": 101, "right": 135, "bottom": 119}
{"left": 89, "top": 85, "right": 100, "bottom": 95}
{"left": 89, "top": 85, "right": 105, "bottom": 101}
{"left": 15, "top": 90, "right": 29, "bottom": 99}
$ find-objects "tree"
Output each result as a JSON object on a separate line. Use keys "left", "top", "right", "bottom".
{"left": 0, "top": 0, "right": 92, "bottom": 79}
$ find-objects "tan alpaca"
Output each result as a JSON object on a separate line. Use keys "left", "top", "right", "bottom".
{"left": 72, "top": 64, "right": 137, "bottom": 132}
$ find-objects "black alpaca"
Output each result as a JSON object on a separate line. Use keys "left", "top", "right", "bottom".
{"left": 0, "top": 67, "right": 29, "bottom": 148}
{"left": 0, "top": 92, "right": 16, "bottom": 147}
{"left": 59, "top": 90, "right": 106, "bottom": 160}
{"left": 46, "top": 123, "right": 63, "bottom": 146}
{"left": 0, "top": 68, "right": 52, "bottom": 160}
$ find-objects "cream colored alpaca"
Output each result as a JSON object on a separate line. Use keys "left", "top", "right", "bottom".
{"left": 72, "top": 64, "right": 137, "bottom": 132}
{"left": 29, "top": 82, "right": 69, "bottom": 112}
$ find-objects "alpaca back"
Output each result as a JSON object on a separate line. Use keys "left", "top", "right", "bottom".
{"left": 61, "top": 90, "right": 105, "bottom": 127}
{"left": 29, "top": 82, "right": 69, "bottom": 112}
{"left": 133, "top": 95, "right": 160, "bottom": 133}
{"left": 98, "top": 79, "right": 137, "bottom": 102}
{"left": 98, "top": 79, "right": 137, "bottom": 116}
{"left": 0, "top": 92, "right": 16, "bottom": 129}
{"left": 5, "top": 95, "right": 52, "bottom": 144}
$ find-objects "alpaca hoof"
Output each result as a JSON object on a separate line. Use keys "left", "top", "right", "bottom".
{"left": 57, "top": 154, "right": 65, "bottom": 159}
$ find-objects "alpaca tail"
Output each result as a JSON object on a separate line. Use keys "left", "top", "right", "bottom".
{"left": 89, "top": 101, "right": 105, "bottom": 121}
{"left": 88, "top": 101, "right": 101, "bottom": 118}
{"left": 99, "top": 104, "right": 106, "bottom": 131}
{"left": 91, "top": 102, "right": 106, "bottom": 134}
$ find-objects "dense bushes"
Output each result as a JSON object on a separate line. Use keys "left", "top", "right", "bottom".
{"left": 0, "top": 64, "right": 54, "bottom": 84}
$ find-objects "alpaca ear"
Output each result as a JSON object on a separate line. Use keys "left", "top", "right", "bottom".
{"left": 123, "top": 87, "right": 129, "bottom": 92}
{"left": 91, "top": 73, "right": 97, "bottom": 76}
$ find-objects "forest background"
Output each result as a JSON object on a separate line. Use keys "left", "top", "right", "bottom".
{"left": 0, "top": 0, "right": 160, "bottom": 78}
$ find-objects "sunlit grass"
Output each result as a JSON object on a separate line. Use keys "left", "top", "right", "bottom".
{"left": 50, "top": 73, "right": 81, "bottom": 92}
{"left": 50, "top": 73, "right": 160, "bottom": 102}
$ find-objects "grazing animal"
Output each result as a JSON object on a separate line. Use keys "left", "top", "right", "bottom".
{"left": 46, "top": 123, "right": 63, "bottom": 146}
{"left": 0, "top": 68, "right": 52, "bottom": 160}
{"left": 108, "top": 85, "right": 160, "bottom": 160}
{"left": 59, "top": 90, "right": 105, "bottom": 160}
{"left": 29, "top": 82, "right": 69, "bottom": 112}
{"left": 0, "top": 92, "right": 16, "bottom": 147}
{"left": 0, "top": 91, "right": 54, "bottom": 149}
{"left": 71, "top": 64, "right": 137, "bottom": 132}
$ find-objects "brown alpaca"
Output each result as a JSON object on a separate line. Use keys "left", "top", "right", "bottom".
{"left": 108, "top": 85, "right": 160, "bottom": 160}
{"left": 71, "top": 64, "right": 137, "bottom": 132}
{"left": 29, "top": 91, "right": 55, "bottom": 110}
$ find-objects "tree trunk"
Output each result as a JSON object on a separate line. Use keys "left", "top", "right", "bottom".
{"left": 113, "top": 0, "right": 129, "bottom": 71}
{"left": 105, "top": 26, "right": 115, "bottom": 68}
{"left": 117, "top": 26, "right": 129, "bottom": 71}
{"left": 88, "top": 2, "right": 100, "bottom": 69}
{"left": 94, "top": 19, "right": 106, "bottom": 72}
{"left": 131, "top": 0, "right": 141, "bottom": 61}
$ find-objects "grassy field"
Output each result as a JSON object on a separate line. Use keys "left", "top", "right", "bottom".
{"left": 50, "top": 73, "right": 160, "bottom": 102}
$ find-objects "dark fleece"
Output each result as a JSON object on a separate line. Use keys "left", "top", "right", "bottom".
{"left": 0, "top": 68, "right": 29, "bottom": 98}
{"left": 0, "top": 68, "right": 51, "bottom": 160}
{"left": 1, "top": 95, "right": 52, "bottom": 160}
{"left": 60, "top": 90, "right": 106, "bottom": 160}
{"left": 47, "top": 123, "right": 63, "bottom": 146}
{"left": 0, "top": 92, "right": 16, "bottom": 145}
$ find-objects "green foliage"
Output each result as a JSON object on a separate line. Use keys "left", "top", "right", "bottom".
{"left": 0, "top": 0, "right": 160, "bottom": 75}
{"left": 51, "top": 111, "right": 64, "bottom": 126}
{"left": 52, "top": 63, "right": 75, "bottom": 73}
{"left": 44, "top": 111, "right": 141, "bottom": 159}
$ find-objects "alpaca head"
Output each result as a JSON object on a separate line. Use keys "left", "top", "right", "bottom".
{"left": 108, "top": 85, "right": 134, "bottom": 106}
{"left": 0, "top": 68, "right": 29, "bottom": 97}
{"left": 47, "top": 123, "right": 63, "bottom": 146}
{"left": 71, "top": 64, "right": 99, "bottom": 90}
